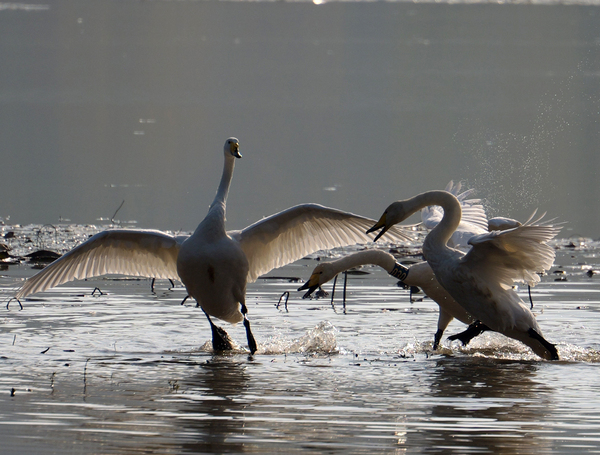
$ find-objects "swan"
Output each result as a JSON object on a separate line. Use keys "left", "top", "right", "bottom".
{"left": 421, "top": 181, "right": 489, "bottom": 250}
{"left": 297, "top": 249, "right": 477, "bottom": 349}
{"left": 367, "top": 190, "right": 561, "bottom": 360}
{"left": 15, "top": 138, "right": 412, "bottom": 354}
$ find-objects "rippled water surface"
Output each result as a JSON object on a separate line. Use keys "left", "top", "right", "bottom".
{"left": 2, "top": 225, "right": 600, "bottom": 454}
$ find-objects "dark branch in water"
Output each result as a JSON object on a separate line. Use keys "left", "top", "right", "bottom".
{"left": 6, "top": 297, "right": 23, "bottom": 310}
{"left": 276, "top": 291, "right": 289, "bottom": 312}
{"left": 111, "top": 200, "right": 125, "bottom": 225}
{"left": 83, "top": 358, "right": 90, "bottom": 398}
{"left": 35, "top": 224, "right": 57, "bottom": 249}
{"left": 330, "top": 274, "right": 338, "bottom": 311}
{"left": 91, "top": 287, "right": 106, "bottom": 296}
{"left": 151, "top": 278, "right": 176, "bottom": 293}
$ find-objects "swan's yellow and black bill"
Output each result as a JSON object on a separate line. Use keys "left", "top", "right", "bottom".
{"left": 298, "top": 274, "right": 320, "bottom": 298}
{"left": 229, "top": 139, "right": 242, "bottom": 158}
{"left": 366, "top": 212, "right": 390, "bottom": 242}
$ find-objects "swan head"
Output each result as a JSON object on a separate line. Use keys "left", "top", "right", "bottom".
{"left": 367, "top": 201, "right": 409, "bottom": 242}
{"left": 225, "top": 137, "right": 242, "bottom": 159}
{"left": 297, "top": 262, "right": 336, "bottom": 298}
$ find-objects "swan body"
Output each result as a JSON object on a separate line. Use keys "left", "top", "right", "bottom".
{"left": 368, "top": 190, "right": 561, "bottom": 360}
{"left": 298, "top": 249, "right": 476, "bottom": 348}
{"left": 16, "top": 138, "right": 412, "bottom": 354}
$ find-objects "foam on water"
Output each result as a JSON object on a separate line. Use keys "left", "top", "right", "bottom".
{"left": 260, "top": 321, "right": 338, "bottom": 355}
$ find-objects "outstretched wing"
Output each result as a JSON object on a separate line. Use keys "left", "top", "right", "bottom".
{"left": 461, "top": 215, "right": 561, "bottom": 288}
{"left": 231, "top": 203, "right": 413, "bottom": 282}
{"left": 16, "top": 229, "right": 183, "bottom": 299}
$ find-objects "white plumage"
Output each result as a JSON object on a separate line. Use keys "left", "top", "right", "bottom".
{"left": 368, "top": 190, "right": 561, "bottom": 360}
{"left": 16, "top": 138, "right": 411, "bottom": 353}
{"left": 298, "top": 249, "right": 475, "bottom": 349}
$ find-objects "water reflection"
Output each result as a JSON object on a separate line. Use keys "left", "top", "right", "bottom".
{"left": 172, "top": 356, "right": 251, "bottom": 453}
{"left": 410, "top": 357, "right": 554, "bottom": 454}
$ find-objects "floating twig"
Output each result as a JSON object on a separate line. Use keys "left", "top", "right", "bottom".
{"left": 110, "top": 200, "right": 125, "bottom": 225}
{"left": 342, "top": 271, "right": 348, "bottom": 314}
{"left": 330, "top": 274, "right": 338, "bottom": 311}
{"left": 276, "top": 291, "right": 289, "bottom": 312}
{"left": 91, "top": 287, "right": 106, "bottom": 296}
{"left": 41, "top": 347, "right": 50, "bottom": 354}
{"left": 83, "top": 358, "right": 90, "bottom": 397}
{"left": 35, "top": 224, "right": 57, "bottom": 249}
{"left": 6, "top": 297, "right": 23, "bottom": 310}
{"left": 151, "top": 278, "right": 176, "bottom": 293}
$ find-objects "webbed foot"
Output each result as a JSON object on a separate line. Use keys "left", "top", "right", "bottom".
{"left": 527, "top": 328, "right": 559, "bottom": 360}
{"left": 447, "top": 321, "right": 490, "bottom": 346}
{"left": 204, "top": 310, "right": 235, "bottom": 352}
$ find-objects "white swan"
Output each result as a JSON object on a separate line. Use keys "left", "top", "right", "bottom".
{"left": 421, "top": 181, "right": 489, "bottom": 250}
{"left": 298, "top": 249, "right": 476, "bottom": 349}
{"left": 15, "top": 138, "right": 412, "bottom": 354}
{"left": 367, "top": 190, "right": 561, "bottom": 360}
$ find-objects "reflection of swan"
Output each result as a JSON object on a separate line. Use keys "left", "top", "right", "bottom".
{"left": 177, "top": 357, "right": 250, "bottom": 453}
{"left": 368, "top": 190, "right": 561, "bottom": 360}
{"left": 298, "top": 249, "right": 476, "bottom": 349}
{"left": 413, "top": 357, "right": 552, "bottom": 454}
{"left": 16, "top": 138, "right": 411, "bottom": 354}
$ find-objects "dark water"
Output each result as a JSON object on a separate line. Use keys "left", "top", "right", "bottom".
{"left": 1, "top": 0, "right": 600, "bottom": 237}
{"left": 2, "top": 224, "right": 600, "bottom": 454}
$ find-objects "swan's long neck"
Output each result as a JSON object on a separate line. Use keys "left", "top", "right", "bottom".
{"left": 411, "top": 191, "right": 462, "bottom": 257}
{"left": 211, "top": 153, "right": 236, "bottom": 211}
{"left": 328, "top": 250, "right": 410, "bottom": 281}
{"left": 195, "top": 153, "right": 236, "bottom": 236}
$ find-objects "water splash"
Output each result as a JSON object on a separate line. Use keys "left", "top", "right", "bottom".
{"left": 260, "top": 321, "right": 338, "bottom": 355}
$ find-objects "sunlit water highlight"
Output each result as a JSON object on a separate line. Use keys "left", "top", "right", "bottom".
{"left": 2, "top": 224, "right": 600, "bottom": 453}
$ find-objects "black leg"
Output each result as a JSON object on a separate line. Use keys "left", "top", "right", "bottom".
{"left": 241, "top": 303, "right": 258, "bottom": 355}
{"left": 203, "top": 310, "right": 234, "bottom": 352}
{"left": 527, "top": 328, "right": 559, "bottom": 360}
{"left": 447, "top": 321, "right": 490, "bottom": 346}
{"left": 433, "top": 329, "right": 443, "bottom": 350}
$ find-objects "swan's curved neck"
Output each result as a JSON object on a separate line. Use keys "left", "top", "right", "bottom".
{"left": 409, "top": 191, "right": 462, "bottom": 250}
{"left": 407, "top": 191, "right": 462, "bottom": 258}
{"left": 328, "top": 250, "right": 410, "bottom": 281}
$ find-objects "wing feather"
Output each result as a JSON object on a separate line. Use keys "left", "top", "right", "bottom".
{"left": 16, "top": 229, "right": 182, "bottom": 299}
{"left": 233, "top": 203, "right": 412, "bottom": 282}
{"left": 462, "top": 217, "right": 561, "bottom": 288}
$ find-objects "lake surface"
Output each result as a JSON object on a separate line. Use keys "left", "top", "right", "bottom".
{"left": 1, "top": 0, "right": 600, "bottom": 236}
{"left": 2, "top": 223, "right": 600, "bottom": 454}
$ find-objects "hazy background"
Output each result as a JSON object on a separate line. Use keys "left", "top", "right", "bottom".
{"left": 1, "top": 0, "right": 599, "bottom": 237}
